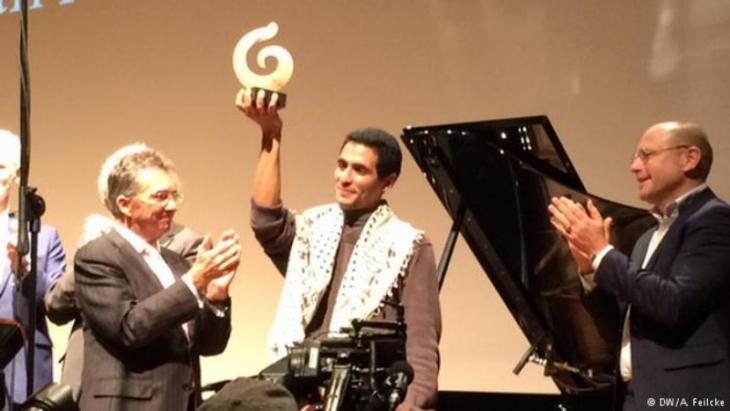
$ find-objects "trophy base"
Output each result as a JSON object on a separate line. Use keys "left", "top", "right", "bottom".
{"left": 251, "top": 87, "right": 287, "bottom": 109}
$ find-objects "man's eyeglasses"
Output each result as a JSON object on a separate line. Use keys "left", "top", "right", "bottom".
{"left": 632, "top": 145, "right": 690, "bottom": 163}
{"left": 139, "top": 190, "right": 182, "bottom": 206}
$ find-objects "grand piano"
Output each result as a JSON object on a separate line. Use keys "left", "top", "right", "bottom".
{"left": 401, "top": 116, "right": 656, "bottom": 410}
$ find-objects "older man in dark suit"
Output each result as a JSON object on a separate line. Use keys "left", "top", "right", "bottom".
{"left": 45, "top": 219, "right": 204, "bottom": 403}
{"left": 74, "top": 147, "right": 240, "bottom": 410}
{"left": 46, "top": 144, "right": 208, "bottom": 403}
{"left": 549, "top": 122, "right": 730, "bottom": 410}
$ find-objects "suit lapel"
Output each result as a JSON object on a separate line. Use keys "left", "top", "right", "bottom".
{"left": 109, "top": 230, "right": 195, "bottom": 345}
{"left": 160, "top": 247, "right": 188, "bottom": 278}
{"left": 106, "top": 230, "right": 165, "bottom": 296}
{"left": 161, "top": 245, "right": 197, "bottom": 344}
{"left": 631, "top": 229, "right": 653, "bottom": 266}
{"left": 643, "top": 188, "right": 714, "bottom": 271}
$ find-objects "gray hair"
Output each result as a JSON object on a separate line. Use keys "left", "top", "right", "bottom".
{"left": 104, "top": 147, "right": 181, "bottom": 218}
{"left": 98, "top": 143, "right": 149, "bottom": 206}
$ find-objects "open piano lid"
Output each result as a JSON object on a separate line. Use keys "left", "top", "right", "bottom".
{"left": 402, "top": 116, "right": 655, "bottom": 394}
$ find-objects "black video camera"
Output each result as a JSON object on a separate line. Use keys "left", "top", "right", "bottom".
{"left": 260, "top": 319, "right": 413, "bottom": 411}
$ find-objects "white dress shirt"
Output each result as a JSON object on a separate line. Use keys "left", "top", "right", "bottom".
{"left": 113, "top": 223, "right": 201, "bottom": 339}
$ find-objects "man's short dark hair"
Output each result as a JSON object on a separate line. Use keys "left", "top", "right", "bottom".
{"left": 342, "top": 128, "right": 402, "bottom": 179}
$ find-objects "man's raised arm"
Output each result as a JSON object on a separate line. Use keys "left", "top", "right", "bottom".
{"left": 236, "top": 88, "right": 284, "bottom": 207}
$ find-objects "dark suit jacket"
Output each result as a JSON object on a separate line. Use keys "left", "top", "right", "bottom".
{"left": 1, "top": 222, "right": 66, "bottom": 405}
{"left": 74, "top": 230, "right": 230, "bottom": 411}
{"left": 596, "top": 188, "right": 730, "bottom": 408}
{"left": 44, "top": 223, "right": 203, "bottom": 402}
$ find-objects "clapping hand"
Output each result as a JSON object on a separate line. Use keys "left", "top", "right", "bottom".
{"left": 205, "top": 230, "right": 240, "bottom": 301}
{"left": 188, "top": 230, "right": 241, "bottom": 298}
{"left": 548, "top": 197, "right": 612, "bottom": 274}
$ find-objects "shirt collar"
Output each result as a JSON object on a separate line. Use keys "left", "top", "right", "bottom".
{"left": 651, "top": 183, "right": 708, "bottom": 222}
{"left": 114, "top": 222, "right": 160, "bottom": 255}
{"left": 341, "top": 200, "right": 385, "bottom": 226}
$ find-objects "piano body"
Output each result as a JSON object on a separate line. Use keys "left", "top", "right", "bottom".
{"left": 401, "top": 116, "right": 656, "bottom": 410}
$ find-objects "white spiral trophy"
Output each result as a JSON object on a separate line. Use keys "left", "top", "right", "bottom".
{"left": 233, "top": 22, "right": 294, "bottom": 108}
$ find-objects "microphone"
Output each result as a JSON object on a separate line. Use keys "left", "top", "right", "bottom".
{"left": 385, "top": 361, "right": 414, "bottom": 410}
